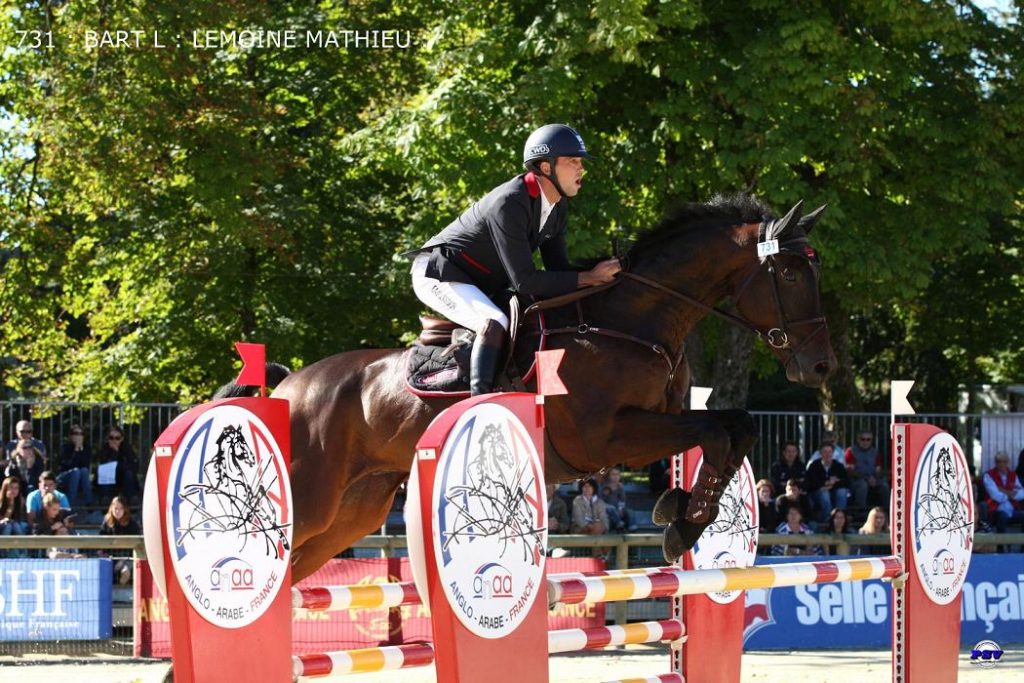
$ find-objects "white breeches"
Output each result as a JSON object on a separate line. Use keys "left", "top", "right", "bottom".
{"left": 411, "top": 254, "right": 510, "bottom": 332}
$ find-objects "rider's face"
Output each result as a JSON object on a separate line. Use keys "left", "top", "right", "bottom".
{"left": 554, "top": 157, "right": 584, "bottom": 197}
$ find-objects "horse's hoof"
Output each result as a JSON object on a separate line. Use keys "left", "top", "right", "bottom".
{"left": 652, "top": 487, "right": 690, "bottom": 527}
{"left": 662, "top": 516, "right": 708, "bottom": 563}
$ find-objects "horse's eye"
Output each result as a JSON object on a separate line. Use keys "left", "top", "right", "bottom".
{"left": 782, "top": 268, "right": 797, "bottom": 282}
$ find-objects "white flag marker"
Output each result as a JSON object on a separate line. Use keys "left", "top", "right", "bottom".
{"left": 690, "top": 386, "right": 713, "bottom": 411}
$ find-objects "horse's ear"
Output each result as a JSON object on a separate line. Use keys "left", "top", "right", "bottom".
{"left": 796, "top": 205, "right": 827, "bottom": 235}
{"left": 766, "top": 200, "right": 804, "bottom": 241}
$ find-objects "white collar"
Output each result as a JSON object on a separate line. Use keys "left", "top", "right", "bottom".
{"left": 539, "top": 188, "right": 555, "bottom": 230}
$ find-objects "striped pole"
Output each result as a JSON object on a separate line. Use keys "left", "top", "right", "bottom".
{"left": 292, "top": 643, "right": 435, "bottom": 678}
{"left": 548, "top": 618, "right": 684, "bottom": 654}
{"left": 549, "top": 556, "right": 903, "bottom": 606}
{"left": 549, "top": 566, "right": 679, "bottom": 581}
{"left": 602, "top": 676, "right": 684, "bottom": 683}
{"left": 292, "top": 582, "right": 421, "bottom": 611}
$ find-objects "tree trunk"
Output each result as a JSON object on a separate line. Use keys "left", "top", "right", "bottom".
{"left": 819, "top": 291, "right": 862, "bottom": 413}
{"left": 709, "top": 326, "right": 754, "bottom": 409}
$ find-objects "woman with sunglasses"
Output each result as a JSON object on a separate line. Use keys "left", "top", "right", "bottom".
{"left": 57, "top": 424, "right": 94, "bottom": 510}
{"left": 95, "top": 426, "right": 140, "bottom": 506}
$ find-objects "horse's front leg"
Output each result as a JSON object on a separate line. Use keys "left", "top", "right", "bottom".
{"left": 607, "top": 408, "right": 755, "bottom": 562}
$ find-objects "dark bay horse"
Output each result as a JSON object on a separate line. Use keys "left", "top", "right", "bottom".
{"left": 230, "top": 195, "right": 836, "bottom": 581}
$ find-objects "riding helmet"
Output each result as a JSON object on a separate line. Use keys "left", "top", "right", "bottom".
{"left": 522, "top": 124, "right": 594, "bottom": 169}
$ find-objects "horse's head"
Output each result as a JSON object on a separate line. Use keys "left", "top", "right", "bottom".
{"left": 732, "top": 201, "right": 837, "bottom": 387}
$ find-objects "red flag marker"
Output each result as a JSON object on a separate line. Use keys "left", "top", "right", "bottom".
{"left": 535, "top": 349, "right": 568, "bottom": 396}
{"left": 235, "top": 342, "right": 266, "bottom": 395}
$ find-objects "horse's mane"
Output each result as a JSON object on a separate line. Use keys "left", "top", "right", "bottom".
{"left": 626, "top": 194, "right": 774, "bottom": 262}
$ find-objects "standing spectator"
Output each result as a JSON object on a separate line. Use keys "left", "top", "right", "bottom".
{"left": 99, "top": 496, "right": 141, "bottom": 584}
{"left": 756, "top": 479, "right": 779, "bottom": 534}
{"left": 823, "top": 508, "right": 850, "bottom": 555}
{"left": 571, "top": 478, "right": 609, "bottom": 535}
{"left": 775, "top": 479, "right": 815, "bottom": 529}
{"left": 0, "top": 476, "right": 29, "bottom": 558}
{"left": 96, "top": 425, "right": 140, "bottom": 505}
{"left": 4, "top": 419, "right": 46, "bottom": 459}
{"left": 769, "top": 441, "right": 806, "bottom": 493}
{"left": 982, "top": 451, "right": 1024, "bottom": 537}
{"left": 805, "top": 443, "right": 850, "bottom": 524}
{"left": 809, "top": 430, "right": 845, "bottom": 464}
{"left": 600, "top": 467, "right": 636, "bottom": 532}
{"left": 25, "top": 471, "right": 70, "bottom": 525}
{"left": 770, "top": 507, "right": 822, "bottom": 557}
{"left": 856, "top": 506, "right": 890, "bottom": 555}
{"left": 844, "top": 430, "right": 889, "bottom": 510}
{"left": 32, "top": 492, "right": 83, "bottom": 559}
{"left": 57, "top": 425, "right": 94, "bottom": 510}
{"left": 5, "top": 439, "right": 46, "bottom": 490}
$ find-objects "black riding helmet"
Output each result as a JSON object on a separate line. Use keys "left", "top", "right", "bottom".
{"left": 522, "top": 124, "right": 594, "bottom": 197}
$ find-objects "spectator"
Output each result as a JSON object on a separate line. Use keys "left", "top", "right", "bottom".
{"left": 4, "top": 419, "right": 46, "bottom": 459}
{"left": 648, "top": 458, "right": 671, "bottom": 496}
{"left": 25, "top": 471, "right": 70, "bottom": 526}
{"left": 1017, "top": 447, "right": 1024, "bottom": 485}
{"left": 99, "top": 496, "right": 141, "bottom": 584}
{"left": 824, "top": 508, "right": 850, "bottom": 555}
{"left": 96, "top": 425, "right": 140, "bottom": 505}
{"left": 805, "top": 443, "right": 850, "bottom": 524}
{"left": 775, "top": 478, "right": 814, "bottom": 530}
{"left": 982, "top": 450, "right": 1024, "bottom": 538}
{"left": 57, "top": 424, "right": 94, "bottom": 511}
{"left": 973, "top": 501, "right": 997, "bottom": 554}
{"left": 857, "top": 506, "right": 890, "bottom": 555}
{"left": 0, "top": 476, "right": 29, "bottom": 558}
{"left": 571, "top": 478, "right": 609, "bottom": 535}
{"left": 5, "top": 439, "right": 46, "bottom": 490}
{"left": 809, "top": 430, "right": 845, "bottom": 464}
{"left": 756, "top": 479, "right": 779, "bottom": 534}
{"left": 769, "top": 441, "right": 805, "bottom": 493}
{"left": 546, "top": 483, "right": 569, "bottom": 533}
{"left": 844, "top": 430, "right": 889, "bottom": 510}
{"left": 600, "top": 467, "right": 637, "bottom": 532}
{"left": 770, "top": 507, "right": 822, "bottom": 557}
{"left": 32, "top": 492, "right": 83, "bottom": 559}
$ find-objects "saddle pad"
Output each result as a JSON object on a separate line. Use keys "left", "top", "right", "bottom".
{"left": 404, "top": 343, "right": 472, "bottom": 397}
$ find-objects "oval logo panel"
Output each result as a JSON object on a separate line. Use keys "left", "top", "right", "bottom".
{"left": 689, "top": 455, "right": 759, "bottom": 604}
{"left": 166, "top": 404, "right": 293, "bottom": 628}
{"left": 432, "top": 402, "right": 547, "bottom": 639}
{"left": 910, "top": 431, "right": 973, "bottom": 606}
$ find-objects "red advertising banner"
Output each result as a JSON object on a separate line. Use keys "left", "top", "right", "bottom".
{"left": 135, "top": 556, "right": 605, "bottom": 657}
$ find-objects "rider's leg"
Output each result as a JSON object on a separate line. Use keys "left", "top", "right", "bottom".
{"left": 469, "top": 319, "right": 505, "bottom": 395}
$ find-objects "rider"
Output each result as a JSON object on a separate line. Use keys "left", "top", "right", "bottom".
{"left": 410, "top": 124, "right": 621, "bottom": 395}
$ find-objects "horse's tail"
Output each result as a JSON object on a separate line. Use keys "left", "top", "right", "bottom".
{"left": 212, "top": 362, "right": 292, "bottom": 399}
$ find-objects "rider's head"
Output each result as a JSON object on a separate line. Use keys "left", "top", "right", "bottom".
{"left": 523, "top": 124, "right": 593, "bottom": 199}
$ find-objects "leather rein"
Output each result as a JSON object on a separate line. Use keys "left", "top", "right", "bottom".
{"left": 524, "top": 229, "right": 828, "bottom": 388}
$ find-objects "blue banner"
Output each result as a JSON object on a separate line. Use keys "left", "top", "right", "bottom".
{"left": 0, "top": 559, "right": 113, "bottom": 641}
{"left": 743, "top": 554, "right": 1024, "bottom": 650}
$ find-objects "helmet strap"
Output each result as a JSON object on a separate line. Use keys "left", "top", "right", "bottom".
{"left": 538, "top": 158, "right": 567, "bottom": 198}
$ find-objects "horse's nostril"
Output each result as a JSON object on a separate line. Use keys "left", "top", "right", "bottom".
{"left": 814, "top": 361, "right": 830, "bottom": 375}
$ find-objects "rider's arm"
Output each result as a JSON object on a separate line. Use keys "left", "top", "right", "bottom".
{"left": 487, "top": 196, "right": 579, "bottom": 297}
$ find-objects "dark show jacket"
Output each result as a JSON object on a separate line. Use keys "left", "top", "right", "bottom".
{"left": 414, "top": 172, "right": 579, "bottom": 298}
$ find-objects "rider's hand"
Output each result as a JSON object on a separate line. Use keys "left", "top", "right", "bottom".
{"left": 578, "top": 258, "right": 621, "bottom": 287}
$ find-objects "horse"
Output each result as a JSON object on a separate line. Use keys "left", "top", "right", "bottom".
{"left": 220, "top": 194, "right": 836, "bottom": 581}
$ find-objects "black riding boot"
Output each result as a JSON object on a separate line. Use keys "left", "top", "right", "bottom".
{"left": 470, "top": 319, "right": 505, "bottom": 396}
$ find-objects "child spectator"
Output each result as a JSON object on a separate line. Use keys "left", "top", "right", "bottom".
{"left": 571, "top": 478, "right": 608, "bottom": 535}
{"left": 774, "top": 479, "right": 814, "bottom": 530}
{"left": 32, "top": 492, "right": 83, "bottom": 559}
{"left": 805, "top": 443, "right": 850, "bottom": 523}
{"left": 600, "top": 467, "right": 636, "bottom": 532}
{"left": 857, "top": 506, "right": 890, "bottom": 555}
{"left": 0, "top": 476, "right": 29, "bottom": 558}
{"left": 756, "top": 479, "right": 778, "bottom": 533}
{"left": 770, "top": 507, "right": 822, "bottom": 557}
{"left": 769, "top": 441, "right": 806, "bottom": 493}
{"left": 25, "top": 471, "right": 70, "bottom": 525}
{"left": 99, "top": 496, "right": 141, "bottom": 584}
{"left": 824, "top": 507, "right": 850, "bottom": 555}
{"left": 57, "top": 424, "right": 94, "bottom": 510}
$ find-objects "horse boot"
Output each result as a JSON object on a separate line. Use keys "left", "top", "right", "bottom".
{"left": 469, "top": 319, "right": 505, "bottom": 396}
{"left": 661, "top": 461, "right": 727, "bottom": 562}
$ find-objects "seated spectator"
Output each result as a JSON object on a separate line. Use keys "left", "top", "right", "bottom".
{"left": 770, "top": 507, "right": 822, "bottom": 557}
{"left": 973, "top": 501, "right": 997, "bottom": 554}
{"left": 571, "top": 478, "right": 609, "bottom": 535}
{"left": 648, "top": 458, "right": 671, "bottom": 496}
{"left": 805, "top": 444, "right": 850, "bottom": 524}
{"left": 823, "top": 507, "right": 850, "bottom": 555}
{"left": 600, "top": 467, "right": 636, "bottom": 532}
{"left": 756, "top": 479, "right": 779, "bottom": 534}
{"left": 96, "top": 425, "right": 140, "bottom": 505}
{"left": 845, "top": 430, "right": 889, "bottom": 511}
{"left": 5, "top": 439, "right": 46, "bottom": 490}
{"left": 982, "top": 450, "right": 1024, "bottom": 539}
{"left": 25, "top": 471, "right": 70, "bottom": 525}
{"left": 546, "top": 484, "right": 569, "bottom": 534}
{"left": 32, "top": 492, "right": 83, "bottom": 559}
{"left": 0, "top": 476, "right": 29, "bottom": 558}
{"left": 769, "top": 441, "right": 806, "bottom": 494}
{"left": 809, "top": 430, "right": 845, "bottom": 464}
{"left": 857, "top": 506, "right": 890, "bottom": 555}
{"left": 57, "top": 424, "right": 94, "bottom": 510}
{"left": 99, "top": 496, "right": 141, "bottom": 584}
{"left": 4, "top": 419, "right": 47, "bottom": 459}
{"left": 775, "top": 478, "right": 814, "bottom": 530}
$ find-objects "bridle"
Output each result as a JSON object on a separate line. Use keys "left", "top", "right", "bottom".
{"left": 533, "top": 222, "right": 828, "bottom": 386}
